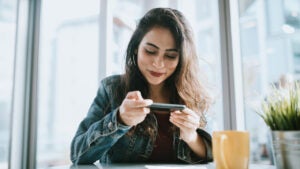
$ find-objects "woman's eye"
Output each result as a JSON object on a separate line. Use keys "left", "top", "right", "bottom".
{"left": 145, "top": 49, "right": 156, "bottom": 55}
{"left": 165, "top": 55, "right": 177, "bottom": 59}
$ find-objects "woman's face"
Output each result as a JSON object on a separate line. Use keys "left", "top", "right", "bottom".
{"left": 137, "top": 26, "right": 179, "bottom": 87}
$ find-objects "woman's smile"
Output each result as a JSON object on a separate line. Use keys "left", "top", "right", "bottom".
{"left": 149, "top": 71, "right": 165, "bottom": 77}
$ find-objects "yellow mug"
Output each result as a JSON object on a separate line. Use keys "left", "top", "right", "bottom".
{"left": 213, "top": 131, "right": 250, "bottom": 169}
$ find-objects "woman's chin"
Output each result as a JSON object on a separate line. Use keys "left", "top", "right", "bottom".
{"left": 147, "top": 79, "right": 164, "bottom": 86}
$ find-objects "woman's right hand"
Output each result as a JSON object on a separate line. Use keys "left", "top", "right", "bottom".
{"left": 118, "top": 91, "right": 153, "bottom": 126}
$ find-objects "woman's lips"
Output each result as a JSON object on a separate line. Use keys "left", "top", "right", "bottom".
{"left": 149, "top": 71, "right": 164, "bottom": 77}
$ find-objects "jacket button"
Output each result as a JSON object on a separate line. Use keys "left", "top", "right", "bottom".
{"left": 108, "top": 122, "right": 114, "bottom": 130}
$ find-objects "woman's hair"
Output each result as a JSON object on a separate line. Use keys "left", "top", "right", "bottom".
{"left": 117, "top": 8, "right": 213, "bottom": 138}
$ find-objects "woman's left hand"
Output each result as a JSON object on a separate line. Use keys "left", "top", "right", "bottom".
{"left": 170, "top": 108, "right": 200, "bottom": 143}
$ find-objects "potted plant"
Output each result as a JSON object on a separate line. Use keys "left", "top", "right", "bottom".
{"left": 256, "top": 82, "right": 300, "bottom": 169}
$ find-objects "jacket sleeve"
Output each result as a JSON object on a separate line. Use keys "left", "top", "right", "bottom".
{"left": 70, "top": 80, "right": 131, "bottom": 164}
{"left": 177, "top": 128, "right": 213, "bottom": 164}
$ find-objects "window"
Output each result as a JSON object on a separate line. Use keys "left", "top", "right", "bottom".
{"left": 0, "top": 0, "right": 18, "bottom": 168}
{"left": 109, "top": 0, "right": 142, "bottom": 75}
{"left": 178, "top": 0, "right": 224, "bottom": 131}
{"left": 37, "top": 0, "right": 100, "bottom": 167}
{"left": 238, "top": 0, "right": 300, "bottom": 164}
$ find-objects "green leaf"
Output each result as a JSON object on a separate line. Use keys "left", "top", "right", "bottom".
{"left": 255, "top": 81, "right": 300, "bottom": 131}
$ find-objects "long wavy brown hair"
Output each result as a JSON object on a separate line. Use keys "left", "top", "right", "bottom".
{"left": 115, "top": 8, "right": 213, "bottom": 139}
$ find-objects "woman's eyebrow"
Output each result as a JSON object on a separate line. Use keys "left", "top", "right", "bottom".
{"left": 145, "top": 42, "right": 159, "bottom": 49}
{"left": 145, "top": 42, "right": 178, "bottom": 52}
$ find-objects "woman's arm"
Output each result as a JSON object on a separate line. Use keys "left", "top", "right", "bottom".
{"left": 174, "top": 129, "right": 213, "bottom": 164}
{"left": 70, "top": 80, "right": 131, "bottom": 164}
{"left": 170, "top": 109, "right": 212, "bottom": 163}
{"left": 183, "top": 131, "right": 206, "bottom": 158}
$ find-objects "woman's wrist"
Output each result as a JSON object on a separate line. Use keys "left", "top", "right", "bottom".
{"left": 183, "top": 131, "right": 199, "bottom": 144}
{"left": 117, "top": 109, "right": 127, "bottom": 126}
{"left": 184, "top": 131, "right": 206, "bottom": 158}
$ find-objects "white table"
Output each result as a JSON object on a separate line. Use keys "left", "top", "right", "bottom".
{"left": 47, "top": 163, "right": 276, "bottom": 169}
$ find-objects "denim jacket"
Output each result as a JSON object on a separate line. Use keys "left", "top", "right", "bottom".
{"left": 70, "top": 75, "right": 213, "bottom": 165}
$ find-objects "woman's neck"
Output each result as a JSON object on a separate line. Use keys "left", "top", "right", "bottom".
{"left": 149, "top": 83, "right": 169, "bottom": 103}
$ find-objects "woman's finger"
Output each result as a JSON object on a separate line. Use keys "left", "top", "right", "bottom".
{"left": 170, "top": 115, "right": 197, "bottom": 130}
{"left": 124, "top": 99, "right": 153, "bottom": 108}
{"left": 171, "top": 112, "right": 199, "bottom": 126}
{"left": 126, "top": 91, "right": 143, "bottom": 100}
{"left": 181, "top": 108, "right": 199, "bottom": 119}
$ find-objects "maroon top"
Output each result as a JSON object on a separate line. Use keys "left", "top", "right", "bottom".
{"left": 148, "top": 112, "right": 177, "bottom": 163}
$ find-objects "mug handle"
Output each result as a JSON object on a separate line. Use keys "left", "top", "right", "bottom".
{"left": 220, "top": 135, "right": 229, "bottom": 169}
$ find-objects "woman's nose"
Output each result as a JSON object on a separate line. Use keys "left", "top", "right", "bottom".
{"left": 152, "top": 56, "right": 164, "bottom": 68}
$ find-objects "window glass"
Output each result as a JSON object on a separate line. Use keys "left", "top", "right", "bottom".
{"left": 37, "top": 0, "right": 99, "bottom": 167}
{"left": 0, "top": 0, "right": 18, "bottom": 168}
{"left": 109, "top": 0, "right": 142, "bottom": 75}
{"left": 239, "top": 0, "right": 300, "bottom": 164}
{"left": 178, "top": 0, "right": 224, "bottom": 131}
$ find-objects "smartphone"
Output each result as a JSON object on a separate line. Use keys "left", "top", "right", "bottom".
{"left": 147, "top": 103, "right": 186, "bottom": 111}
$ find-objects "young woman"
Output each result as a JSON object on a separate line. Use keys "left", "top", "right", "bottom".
{"left": 71, "top": 7, "right": 213, "bottom": 165}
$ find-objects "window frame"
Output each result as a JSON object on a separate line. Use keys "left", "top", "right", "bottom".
{"left": 9, "top": 0, "right": 41, "bottom": 169}
{"left": 218, "top": 0, "right": 245, "bottom": 130}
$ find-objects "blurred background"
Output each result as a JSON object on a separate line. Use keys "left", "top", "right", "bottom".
{"left": 0, "top": 0, "right": 299, "bottom": 168}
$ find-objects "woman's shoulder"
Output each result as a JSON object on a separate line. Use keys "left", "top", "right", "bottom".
{"left": 99, "top": 74, "right": 125, "bottom": 104}
{"left": 100, "top": 74, "right": 123, "bottom": 87}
